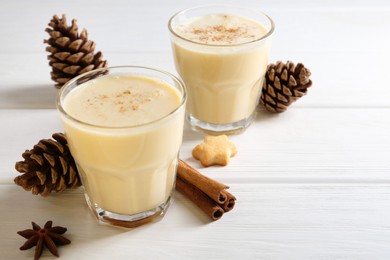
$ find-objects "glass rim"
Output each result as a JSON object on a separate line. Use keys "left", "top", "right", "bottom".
{"left": 168, "top": 4, "right": 275, "bottom": 47}
{"left": 56, "top": 65, "right": 187, "bottom": 130}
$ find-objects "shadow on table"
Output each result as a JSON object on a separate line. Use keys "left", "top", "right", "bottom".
{"left": 1, "top": 182, "right": 211, "bottom": 233}
{"left": 173, "top": 191, "right": 214, "bottom": 225}
{"left": 182, "top": 124, "right": 205, "bottom": 142}
{"left": 253, "top": 107, "right": 281, "bottom": 123}
{"left": 0, "top": 185, "right": 130, "bottom": 235}
{"left": 0, "top": 84, "right": 58, "bottom": 109}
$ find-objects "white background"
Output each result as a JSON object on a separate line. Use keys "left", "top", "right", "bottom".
{"left": 1, "top": 1, "right": 390, "bottom": 259}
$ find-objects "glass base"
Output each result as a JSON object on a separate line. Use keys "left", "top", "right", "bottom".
{"left": 84, "top": 193, "right": 172, "bottom": 228}
{"left": 186, "top": 112, "right": 256, "bottom": 135}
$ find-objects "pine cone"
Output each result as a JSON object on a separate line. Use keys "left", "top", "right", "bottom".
{"left": 259, "top": 61, "right": 312, "bottom": 113}
{"left": 44, "top": 14, "right": 108, "bottom": 88}
{"left": 14, "top": 133, "right": 81, "bottom": 197}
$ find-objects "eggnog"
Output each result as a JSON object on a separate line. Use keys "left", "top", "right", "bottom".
{"left": 57, "top": 67, "right": 186, "bottom": 226}
{"left": 169, "top": 6, "right": 274, "bottom": 133}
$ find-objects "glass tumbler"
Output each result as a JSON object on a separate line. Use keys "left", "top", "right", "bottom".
{"left": 57, "top": 66, "right": 187, "bottom": 228}
{"left": 169, "top": 5, "right": 274, "bottom": 134}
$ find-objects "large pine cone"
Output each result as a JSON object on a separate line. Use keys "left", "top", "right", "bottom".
{"left": 14, "top": 133, "right": 81, "bottom": 197}
{"left": 44, "top": 14, "right": 107, "bottom": 88}
{"left": 259, "top": 61, "right": 312, "bottom": 112}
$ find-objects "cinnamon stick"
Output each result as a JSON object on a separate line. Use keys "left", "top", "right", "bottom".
{"left": 175, "top": 177, "right": 224, "bottom": 221}
{"left": 220, "top": 190, "right": 236, "bottom": 212}
{"left": 177, "top": 160, "right": 228, "bottom": 204}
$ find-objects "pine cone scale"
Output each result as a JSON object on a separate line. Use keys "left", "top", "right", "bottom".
{"left": 67, "top": 53, "right": 83, "bottom": 63}
{"left": 30, "top": 154, "right": 44, "bottom": 166}
{"left": 36, "top": 172, "right": 46, "bottom": 185}
{"left": 274, "top": 77, "right": 281, "bottom": 90}
{"left": 81, "top": 53, "right": 94, "bottom": 64}
{"left": 268, "top": 86, "right": 276, "bottom": 98}
{"left": 68, "top": 167, "right": 78, "bottom": 185}
{"left": 22, "top": 150, "right": 33, "bottom": 160}
{"left": 15, "top": 161, "right": 29, "bottom": 172}
{"left": 56, "top": 177, "right": 66, "bottom": 193}
{"left": 265, "top": 94, "right": 276, "bottom": 105}
{"left": 52, "top": 76, "right": 69, "bottom": 84}
{"left": 79, "top": 65, "right": 95, "bottom": 74}
{"left": 282, "top": 86, "right": 292, "bottom": 96}
{"left": 55, "top": 37, "right": 70, "bottom": 48}
{"left": 59, "top": 157, "right": 68, "bottom": 174}
{"left": 53, "top": 52, "right": 70, "bottom": 61}
{"left": 43, "top": 153, "right": 56, "bottom": 167}
{"left": 52, "top": 63, "right": 67, "bottom": 70}
{"left": 51, "top": 169, "right": 59, "bottom": 184}
{"left": 68, "top": 39, "right": 83, "bottom": 51}
{"left": 63, "top": 65, "right": 81, "bottom": 75}
{"left": 288, "top": 75, "right": 297, "bottom": 87}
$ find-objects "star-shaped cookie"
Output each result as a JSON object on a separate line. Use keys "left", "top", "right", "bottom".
{"left": 192, "top": 135, "right": 237, "bottom": 167}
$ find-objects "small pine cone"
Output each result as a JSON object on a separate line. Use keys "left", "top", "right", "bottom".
{"left": 44, "top": 14, "right": 108, "bottom": 88}
{"left": 259, "top": 61, "right": 312, "bottom": 113}
{"left": 14, "top": 133, "right": 81, "bottom": 197}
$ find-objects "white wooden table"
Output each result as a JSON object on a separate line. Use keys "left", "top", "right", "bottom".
{"left": 1, "top": 0, "right": 390, "bottom": 259}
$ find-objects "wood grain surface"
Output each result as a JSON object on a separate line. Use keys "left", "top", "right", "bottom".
{"left": 1, "top": 0, "right": 390, "bottom": 259}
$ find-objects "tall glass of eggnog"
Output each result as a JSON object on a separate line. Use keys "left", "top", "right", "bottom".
{"left": 169, "top": 5, "right": 274, "bottom": 134}
{"left": 57, "top": 66, "right": 186, "bottom": 228}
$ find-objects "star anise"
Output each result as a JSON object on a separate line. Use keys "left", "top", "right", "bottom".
{"left": 17, "top": 221, "right": 71, "bottom": 260}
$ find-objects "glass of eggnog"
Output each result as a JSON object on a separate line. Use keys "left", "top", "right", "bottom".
{"left": 56, "top": 66, "right": 186, "bottom": 228}
{"left": 169, "top": 5, "right": 274, "bottom": 134}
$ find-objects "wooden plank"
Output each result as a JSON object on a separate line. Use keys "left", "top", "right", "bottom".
{"left": 0, "top": 1, "right": 389, "bottom": 53}
{"left": 1, "top": 183, "right": 390, "bottom": 259}
{"left": 1, "top": 50, "right": 390, "bottom": 108}
{"left": 2, "top": 108, "right": 390, "bottom": 184}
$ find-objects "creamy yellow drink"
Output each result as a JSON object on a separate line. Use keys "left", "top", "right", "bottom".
{"left": 57, "top": 67, "right": 186, "bottom": 226}
{"left": 169, "top": 6, "right": 274, "bottom": 133}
